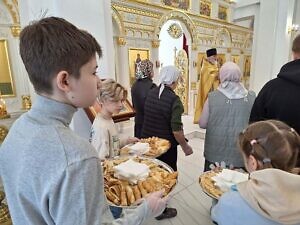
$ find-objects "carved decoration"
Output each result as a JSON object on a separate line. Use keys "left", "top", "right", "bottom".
{"left": 10, "top": 24, "right": 20, "bottom": 37}
{"left": 117, "top": 37, "right": 126, "bottom": 45}
{"left": 112, "top": 5, "right": 126, "bottom": 37}
{"left": 214, "top": 27, "right": 232, "bottom": 47}
{"left": 3, "top": 0, "right": 20, "bottom": 37}
{"left": 151, "top": 40, "right": 160, "bottom": 48}
{"left": 153, "top": 10, "right": 197, "bottom": 43}
{"left": 167, "top": 23, "right": 183, "bottom": 39}
{"left": 3, "top": 0, "right": 19, "bottom": 24}
{"left": 175, "top": 49, "right": 189, "bottom": 114}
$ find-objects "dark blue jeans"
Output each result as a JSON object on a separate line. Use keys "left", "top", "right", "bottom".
{"left": 110, "top": 206, "right": 122, "bottom": 219}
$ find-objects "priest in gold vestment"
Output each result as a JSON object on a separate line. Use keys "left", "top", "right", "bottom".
{"left": 194, "top": 48, "right": 219, "bottom": 123}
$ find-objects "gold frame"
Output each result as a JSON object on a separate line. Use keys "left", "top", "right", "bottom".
{"left": 161, "top": 0, "right": 191, "bottom": 10}
{"left": 0, "top": 39, "right": 15, "bottom": 97}
{"left": 128, "top": 48, "right": 150, "bottom": 86}
{"left": 200, "top": 0, "right": 211, "bottom": 17}
{"left": 243, "top": 56, "right": 251, "bottom": 89}
{"left": 218, "top": 5, "right": 228, "bottom": 21}
{"left": 84, "top": 99, "right": 135, "bottom": 123}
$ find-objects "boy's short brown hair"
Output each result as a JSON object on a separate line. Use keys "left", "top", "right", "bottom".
{"left": 20, "top": 17, "right": 102, "bottom": 94}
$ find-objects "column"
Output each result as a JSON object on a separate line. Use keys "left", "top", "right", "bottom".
{"left": 251, "top": 0, "right": 295, "bottom": 93}
{"left": 117, "top": 43, "right": 130, "bottom": 90}
{"left": 151, "top": 41, "right": 160, "bottom": 85}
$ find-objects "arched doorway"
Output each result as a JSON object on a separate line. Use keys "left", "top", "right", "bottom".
{"left": 158, "top": 19, "right": 192, "bottom": 114}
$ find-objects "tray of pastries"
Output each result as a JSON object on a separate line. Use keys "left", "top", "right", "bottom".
{"left": 199, "top": 170, "right": 223, "bottom": 199}
{"left": 199, "top": 168, "right": 249, "bottom": 200}
{"left": 120, "top": 137, "right": 171, "bottom": 158}
{"left": 0, "top": 191, "right": 12, "bottom": 225}
{"left": 103, "top": 156, "right": 177, "bottom": 208}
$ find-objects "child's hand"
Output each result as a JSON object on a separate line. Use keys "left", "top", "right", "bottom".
{"left": 209, "top": 161, "right": 228, "bottom": 171}
{"left": 127, "top": 137, "right": 140, "bottom": 144}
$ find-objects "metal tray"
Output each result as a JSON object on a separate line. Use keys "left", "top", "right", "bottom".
{"left": 103, "top": 156, "right": 176, "bottom": 208}
{"left": 199, "top": 170, "right": 223, "bottom": 200}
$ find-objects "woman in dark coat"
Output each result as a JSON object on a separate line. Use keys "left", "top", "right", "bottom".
{"left": 131, "top": 59, "right": 156, "bottom": 138}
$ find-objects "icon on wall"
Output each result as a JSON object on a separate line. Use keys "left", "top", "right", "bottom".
{"left": 200, "top": 0, "right": 211, "bottom": 17}
{"left": 128, "top": 48, "right": 150, "bottom": 86}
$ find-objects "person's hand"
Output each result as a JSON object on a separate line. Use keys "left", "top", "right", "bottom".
{"left": 182, "top": 143, "right": 193, "bottom": 156}
{"left": 145, "top": 190, "right": 168, "bottom": 217}
{"left": 209, "top": 161, "right": 227, "bottom": 171}
{"left": 127, "top": 137, "right": 140, "bottom": 144}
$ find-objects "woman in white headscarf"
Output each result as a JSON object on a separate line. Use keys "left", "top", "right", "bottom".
{"left": 199, "top": 62, "right": 256, "bottom": 171}
{"left": 141, "top": 65, "right": 193, "bottom": 220}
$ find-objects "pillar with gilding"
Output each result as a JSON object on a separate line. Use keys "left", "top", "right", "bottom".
{"left": 151, "top": 39, "right": 160, "bottom": 85}
{"left": 116, "top": 37, "right": 130, "bottom": 89}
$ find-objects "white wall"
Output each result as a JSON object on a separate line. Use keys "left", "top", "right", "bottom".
{"left": 18, "top": 0, "right": 115, "bottom": 138}
{"left": 234, "top": 0, "right": 296, "bottom": 93}
{"left": 251, "top": 0, "right": 295, "bottom": 93}
{"left": 19, "top": 0, "right": 115, "bottom": 79}
{"left": 0, "top": 1, "right": 31, "bottom": 112}
{"left": 159, "top": 20, "right": 183, "bottom": 67}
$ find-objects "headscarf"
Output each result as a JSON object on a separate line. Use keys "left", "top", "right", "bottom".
{"left": 135, "top": 59, "right": 153, "bottom": 80}
{"left": 158, "top": 66, "right": 181, "bottom": 99}
{"left": 217, "top": 61, "right": 248, "bottom": 99}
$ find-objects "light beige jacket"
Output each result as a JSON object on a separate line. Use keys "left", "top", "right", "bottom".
{"left": 238, "top": 168, "right": 300, "bottom": 224}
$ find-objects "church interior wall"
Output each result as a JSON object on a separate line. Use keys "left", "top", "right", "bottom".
{"left": 111, "top": 0, "right": 253, "bottom": 116}
{"left": 2, "top": 0, "right": 299, "bottom": 138}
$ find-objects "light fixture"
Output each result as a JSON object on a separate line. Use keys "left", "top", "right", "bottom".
{"left": 288, "top": 24, "right": 300, "bottom": 34}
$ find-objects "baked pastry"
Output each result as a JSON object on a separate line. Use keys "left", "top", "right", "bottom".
{"left": 141, "top": 137, "right": 170, "bottom": 157}
{"left": 103, "top": 157, "right": 177, "bottom": 207}
{"left": 120, "top": 137, "right": 171, "bottom": 158}
{"left": 199, "top": 171, "right": 223, "bottom": 199}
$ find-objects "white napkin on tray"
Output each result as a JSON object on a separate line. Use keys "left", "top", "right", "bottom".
{"left": 114, "top": 159, "right": 150, "bottom": 184}
{"left": 211, "top": 169, "right": 248, "bottom": 192}
{"left": 128, "top": 142, "right": 150, "bottom": 154}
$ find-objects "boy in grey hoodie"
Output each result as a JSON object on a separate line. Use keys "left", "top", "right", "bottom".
{"left": 0, "top": 17, "right": 167, "bottom": 225}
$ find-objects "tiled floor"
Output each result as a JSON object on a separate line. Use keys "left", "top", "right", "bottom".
{"left": 142, "top": 116, "right": 215, "bottom": 225}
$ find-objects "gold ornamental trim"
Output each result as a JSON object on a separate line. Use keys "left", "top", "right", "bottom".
{"left": 117, "top": 37, "right": 126, "bottom": 46}
{"left": 112, "top": 0, "right": 253, "bottom": 32}
{"left": 112, "top": 3, "right": 161, "bottom": 19}
{"left": 10, "top": 24, "right": 21, "bottom": 37}
{"left": 151, "top": 40, "right": 160, "bottom": 48}
{"left": 125, "top": 21, "right": 155, "bottom": 32}
{"left": 167, "top": 23, "right": 183, "bottom": 39}
{"left": 112, "top": 6, "right": 126, "bottom": 36}
{"left": 154, "top": 10, "right": 197, "bottom": 42}
{"left": 3, "top": 0, "right": 19, "bottom": 24}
